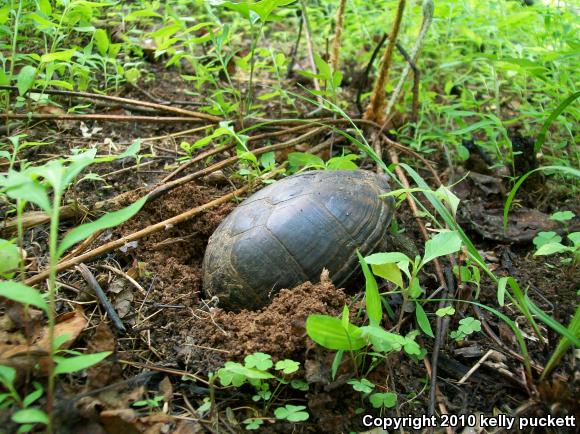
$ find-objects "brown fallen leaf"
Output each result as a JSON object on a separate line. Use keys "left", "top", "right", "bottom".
{"left": 86, "top": 322, "right": 122, "bottom": 389}
{"left": 0, "top": 309, "right": 88, "bottom": 374}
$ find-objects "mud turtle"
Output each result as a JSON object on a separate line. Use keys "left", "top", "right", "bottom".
{"left": 202, "top": 170, "right": 394, "bottom": 311}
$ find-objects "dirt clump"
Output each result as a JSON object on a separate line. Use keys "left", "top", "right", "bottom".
{"left": 180, "top": 272, "right": 348, "bottom": 372}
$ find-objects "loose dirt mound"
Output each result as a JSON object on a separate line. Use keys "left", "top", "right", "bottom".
{"left": 181, "top": 272, "right": 348, "bottom": 372}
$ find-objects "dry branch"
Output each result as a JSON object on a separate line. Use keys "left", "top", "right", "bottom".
{"left": 363, "top": 0, "right": 406, "bottom": 124}
{"left": 0, "top": 85, "right": 221, "bottom": 122}
{"left": 330, "top": 0, "right": 347, "bottom": 73}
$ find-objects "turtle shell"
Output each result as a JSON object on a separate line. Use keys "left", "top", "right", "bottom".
{"left": 202, "top": 170, "right": 394, "bottom": 311}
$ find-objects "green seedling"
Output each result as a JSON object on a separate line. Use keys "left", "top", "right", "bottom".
{"left": 287, "top": 151, "right": 359, "bottom": 174}
{"left": 132, "top": 395, "right": 165, "bottom": 410}
{"left": 450, "top": 317, "right": 481, "bottom": 341}
{"left": 0, "top": 366, "right": 46, "bottom": 434}
{"left": 216, "top": 352, "right": 308, "bottom": 429}
{"left": 274, "top": 405, "right": 309, "bottom": 422}
{"left": 364, "top": 230, "right": 463, "bottom": 336}
{"left": 0, "top": 147, "right": 146, "bottom": 432}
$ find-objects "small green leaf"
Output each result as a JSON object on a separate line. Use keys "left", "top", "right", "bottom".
{"left": 415, "top": 303, "right": 434, "bottom": 338}
{"left": 306, "top": 315, "right": 366, "bottom": 351}
{"left": 550, "top": 211, "right": 574, "bottom": 222}
{"left": 290, "top": 379, "right": 309, "bottom": 391}
{"left": 244, "top": 352, "right": 273, "bottom": 371}
{"left": 365, "top": 252, "right": 411, "bottom": 265}
{"left": 359, "top": 325, "right": 405, "bottom": 353}
{"left": 533, "top": 231, "right": 562, "bottom": 248}
{"left": 40, "top": 49, "right": 75, "bottom": 63}
{"left": 54, "top": 351, "right": 112, "bottom": 375}
{"left": 11, "top": 408, "right": 49, "bottom": 425}
{"left": 119, "top": 140, "right": 141, "bottom": 160}
{"left": 457, "top": 317, "right": 481, "bottom": 335}
{"left": 436, "top": 186, "right": 461, "bottom": 217}
{"left": 0, "top": 281, "right": 47, "bottom": 312}
{"left": 0, "top": 365, "right": 16, "bottom": 388}
{"left": 94, "top": 29, "right": 110, "bottom": 55}
{"left": 243, "top": 418, "right": 264, "bottom": 430}
{"left": 370, "top": 262, "right": 403, "bottom": 287}
{"left": 274, "top": 405, "right": 309, "bottom": 422}
{"left": 436, "top": 306, "right": 455, "bottom": 317}
{"left": 534, "top": 242, "right": 570, "bottom": 256}
{"left": 422, "top": 231, "right": 462, "bottom": 266}
{"left": 275, "top": 359, "right": 300, "bottom": 374}
{"left": 358, "top": 251, "right": 381, "bottom": 325}
{"left": 38, "top": 0, "right": 52, "bottom": 14}
{"left": 2, "top": 170, "right": 51, "bottom": 213}
{"left": 16, "top": 66, "right": 37, "bottom": 96}
{"left": 221, "top": 362, "right": 274, "bottom": 381}
{"left": 23, "top": 384, "right": 44, "bottom": 407}
{"left": 58, "top": 196, "right": 147, "bottom": 256}
{"left": 259, "top": 151, "right": 275, "bottom": 170}
{"left": 568, "top": 232, "right": 580, "bottom": 248}
{"left": 369, "top": 392, "right": 397, "bottom": 409}
{"left": 347, "top": 378, "right": 375, "bottom": 394}
{"left": 287, "top": 152, "right": 324, "bottom": 171}
{"left": 0, "top": 239, "right": 21, "bottom": 277}
{"left": 408, "top": 276, "right": 422, "bottom": 299}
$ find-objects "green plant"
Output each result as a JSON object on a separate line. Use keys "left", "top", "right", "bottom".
{"left": 274, "top": 404, "right": 309, "bottom": 422}
{"left": 132, "top": 394, "right": 165, "bottom": 410}
{"left": 0, "top": 148, "right": 146, "bottom": 432}
{"left": 364, "top": 230, "right": 463, "bottom": 336}
{"left": 449, "top": 317, "right": 481, "bottom": 341}
{"left": 0, "top": 366, "right": 46, "bottom": 434}
{"left": 216, "top": 352, "right": 308, "bottom": 429}
{"left": 287, "top": 151, "right": 359, "bottom": 173}
{"left": 532, "top": 211, "right": 579, "bottom": 264}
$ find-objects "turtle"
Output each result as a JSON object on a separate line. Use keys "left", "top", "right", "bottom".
{"left": 202, "top": 170, "right": 395, "bottom": 311}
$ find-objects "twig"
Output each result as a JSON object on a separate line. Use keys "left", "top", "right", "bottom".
{"left": 458, "top": 349, "right": 495, "bottom": 384}
{"left": 3, "top": 113, "right": 212, "bottom": 123}
{"left": 76, "top": 263, "right": 127, "bottom": 334}
{"left": 330, "top": 0, "right": 347, "bottom": 73}
{"left": 355, "top": 36, "right": 418, "bottom": 116}
{"left": 386, "top": 0, "right": 434, "bottom": 118}
{"left": 0, "top": 85, "right": 220, "bottom": 122}
{"left": 96, "top": 264, "right": 147, "bottom": 296}
{"left": 102, "top": 159, "right": 157, "bottom": 179}
{"left": 422, "top": 358, "right": 453, "bottom": 434}
{"left": 286, "top": 11, "right": 304, "bottom": 78}
{"left": 429, "top": 268, "right": 455, "bottom": 416}
{"left": 363, "top": 0, "right": 406, "bottom": 124}
{"left": 126, "top": 82, "right": 204, "bottom": 107}
{"left": 298, "top": 0, "right": 322, "bottom": 97}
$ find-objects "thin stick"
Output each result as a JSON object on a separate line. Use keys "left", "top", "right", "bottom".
{"left": 386, "top": 0, "right": 434, "bottom": 118}
{"left": 422, "top": 358, "right": 453, "bottom": 434}
{"left": 458, "top": 350, "right": 495, "bottom": 384}
{"left": 298, "top": 0, "right": 322, "bottom": 96}
{"left": 363, "top": 0, "right": 406, "bottom": 124}
{"left": 96, "top": 264, "right": 147, "bottom": 296}
{"left": 330, "top": 0, "right": 347, "bottom": 73}
{"left": 286, "top": 11, "right": 304, "bottom": 78}
{"left": 3, "top": 113, "right": 213, "bottom": 123}
{"left": 77, "top": 264, "right": 127, "bottom": 334}
{"left": 0, "top": 85, "right": 221, "bottom": 122}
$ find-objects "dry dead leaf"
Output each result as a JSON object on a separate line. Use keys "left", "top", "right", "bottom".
{"left": 86, "top": 322, "right": 122, "bottom": 389}
{"left": 0, "top": 309, "right": 88, "bottom": 375}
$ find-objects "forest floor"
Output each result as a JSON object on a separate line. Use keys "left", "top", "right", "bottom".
{"left": 1, "top": 60, "right": 579, "bottom": 434}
